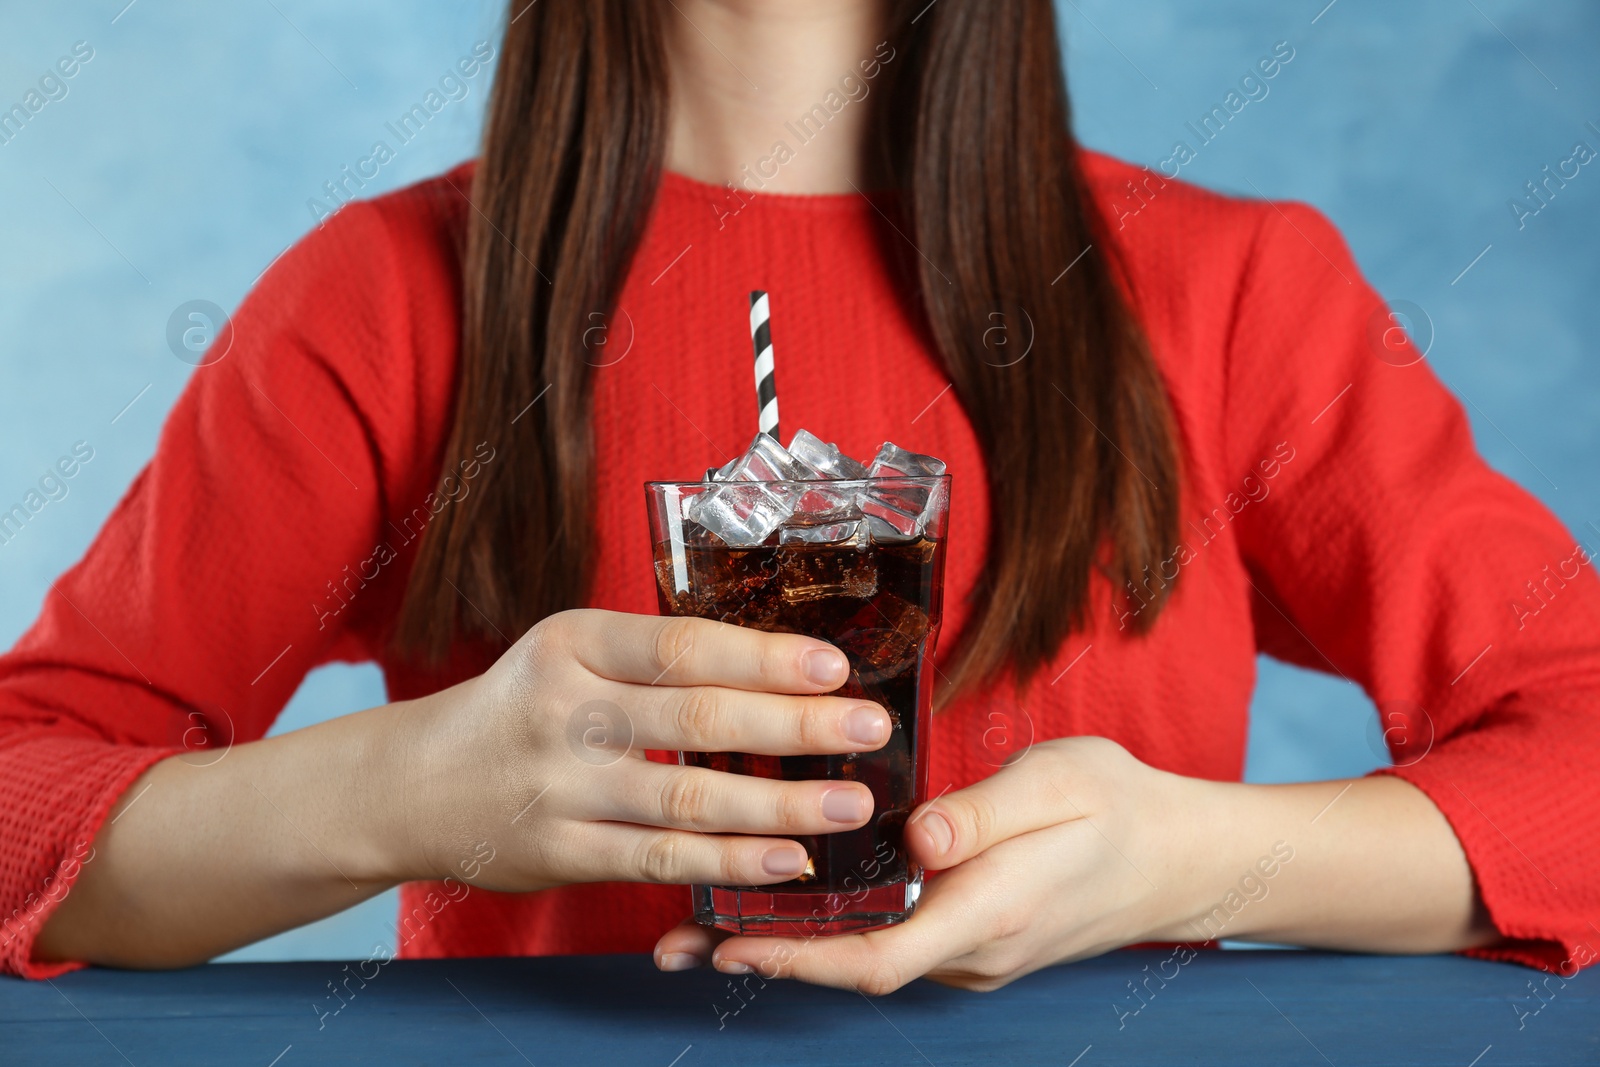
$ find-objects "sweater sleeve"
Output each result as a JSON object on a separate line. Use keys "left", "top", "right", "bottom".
{"left": 1222, "top": 201, "right": 1600, "bottom": 972}
{"left": 0, "top": 201, "right": 425, "bottom": 978}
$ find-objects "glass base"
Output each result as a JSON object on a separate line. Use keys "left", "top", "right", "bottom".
{"left": 692, "top": 874, "right": 921, "bottom": 936}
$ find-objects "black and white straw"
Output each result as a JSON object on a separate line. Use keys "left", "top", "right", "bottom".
{"left": 749, "top": 290, "right": 780, "bottom": 440}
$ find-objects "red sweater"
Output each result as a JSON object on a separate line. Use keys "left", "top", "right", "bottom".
{"left": 3, "top": 153, "right": 1597, "bottom": 979}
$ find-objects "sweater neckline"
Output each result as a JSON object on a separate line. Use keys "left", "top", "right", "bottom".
{"left": 659, "top": 168, "right": 895, "bottom": 211}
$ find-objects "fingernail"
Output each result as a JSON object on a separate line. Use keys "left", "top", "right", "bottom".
{"left": 922, "top": 809, "right": 954, "bottom": 855}
{"left": 843, "top": 705, "right": 889, "bottom": 746}
{"left": 762, "top": 846, "right": 808, "bottom": 877}
{"left": 715, "top": 958, "right": 753, "bottom": 974}
{"left": 802, "top": 648, "right": 848, "bottom": 687}
{"left": 658, "top": 952, "right": 702, "bottom": 972}
{"left": 822, "top": 787, "right": 870, "bottom": 824}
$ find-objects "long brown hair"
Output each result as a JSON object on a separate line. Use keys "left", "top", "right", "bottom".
{"left": 395, "top": 0, "right": 1181, "bottom": 702}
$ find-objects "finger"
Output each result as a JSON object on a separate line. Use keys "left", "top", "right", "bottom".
{"left": 653, "top": 917, "right": 730, "bottom": 971}
{"left": 905, "top": 757, "right": 1073, "bottom": 870}
{"left": 625, "top": 682, "right": 891, "bottom": 755}
{"left": 708, "top": 864, "right": 986, "bottom": 995}
{"left": 581, "top": 822, "right": 815, "bottom": 886}
{"left": 603, "top": 762, "right": 874, "bottom": 836}
{"left": 561, "top": 610, "right": 851, "bottom": 693}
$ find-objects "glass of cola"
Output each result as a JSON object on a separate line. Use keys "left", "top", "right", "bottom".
{"left": 645, "top": 432, "right": 949, "bottom": 935}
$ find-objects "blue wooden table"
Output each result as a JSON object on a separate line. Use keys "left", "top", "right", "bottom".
{"left": 2, "top": 950, "right": 1594, "bottom": 1065}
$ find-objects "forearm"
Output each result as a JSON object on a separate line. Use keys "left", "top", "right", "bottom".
{"left": 33, "top": 698, "right": 419, "bottom": 969}
{"left": 1152, "top": 774, "right": 1500, "bottom": 954}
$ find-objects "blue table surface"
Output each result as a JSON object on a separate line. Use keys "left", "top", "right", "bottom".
{"left": 0, "top": 950, "right": 1594, "bottom": 1066}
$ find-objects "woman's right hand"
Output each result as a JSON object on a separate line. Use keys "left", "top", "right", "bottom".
{"left": 383, "top": 609, "right": 892, "bottom": 892}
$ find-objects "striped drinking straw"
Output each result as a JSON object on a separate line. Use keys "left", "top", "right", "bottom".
{"left": 749, "top": 290, "right": 780, "bottom": 441}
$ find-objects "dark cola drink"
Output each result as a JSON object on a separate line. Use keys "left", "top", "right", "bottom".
{"left": 647, "top": 459, "right": 949, "bottom": 936}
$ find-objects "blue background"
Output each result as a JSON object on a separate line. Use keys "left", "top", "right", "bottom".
{"left": 0, "top": 1, "right": 1594, "bottom": 962}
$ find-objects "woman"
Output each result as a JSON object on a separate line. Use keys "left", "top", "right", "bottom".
{"left": 4, "top": 0, "right": 1596, "bottom": 990}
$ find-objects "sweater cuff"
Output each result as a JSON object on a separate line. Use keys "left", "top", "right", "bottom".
{"left": 1375, "top": 752, "right": 1597, "bottom": 975}
{"left": 0, "top": 738, "right": 179, "bottom": 979}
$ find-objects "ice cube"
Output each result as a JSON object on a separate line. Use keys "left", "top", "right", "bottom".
{"left": 863, "top": 514, "right": 914, "bottom": 542}
{"left": 858, "top": 442, "right": 947, "bottom": 539}
{"left": 783, "top": 430, "right": 865, "bottom": 523}
{"left": 776, "top": 520, "right": 877, "bottom": 602}
{"left": 686, "top": 483, "right": 790, "bottom": 546}
{"left": 687, "top": 434, "right": 807, "bottom": 545}
{"left": 868, "top": 442, "right": 947, "bottom": 480}
{"left": 778, "top": 542, "right": 878, "bottom": 602}
{"left": 790, "top": 489, "right": 857, "bottom": 527}
{"left": 835, "top": 592, "right": 932, "bottom": 683}
{"left": 788, "top": 429, "right": 869, "bottom": 480}
{"left": 778, "top": 519, "right": 867, "bottom": 546}
{"left": 716, "top": 433, "right": 810, "bottom": 482}
{"left": 792, "top": 487, "right": 860, "bottom": 525}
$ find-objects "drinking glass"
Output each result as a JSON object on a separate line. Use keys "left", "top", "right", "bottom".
{"left": 645, "top": 475, "right": 949, "bottom": 935}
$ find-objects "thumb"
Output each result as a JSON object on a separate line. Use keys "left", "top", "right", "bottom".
{"left": 653, "top": 916, "right": 730, "bottom": 972}
{"left": 906, "top": 772, "right": 1035, "bottom": 870}
{"left": 908, "top": 755, "right": 1068, "bottom": 870}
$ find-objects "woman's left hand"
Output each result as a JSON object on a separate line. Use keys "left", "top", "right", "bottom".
{"left": 652, "top": 736, "right": 1209, "bottom": 993}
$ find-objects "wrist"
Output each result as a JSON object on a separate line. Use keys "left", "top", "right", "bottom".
{"left": 1149, "top": 777, "right": 1309, "bottom": 945}
{"left": 355, "top": 690, "right": 449, "bottom": 885}
{"left": 1142, "top": 774, "right": 1258, "bottom": 944}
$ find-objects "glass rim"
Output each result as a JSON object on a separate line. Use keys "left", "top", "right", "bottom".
{"left": 646, "top": 473, "right": 949, "bottom": 491}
